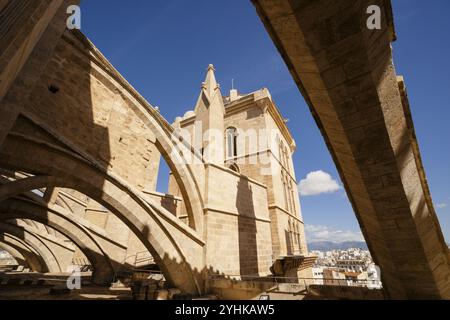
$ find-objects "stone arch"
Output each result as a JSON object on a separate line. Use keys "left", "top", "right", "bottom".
{"left": 0, "top": 240, "right": 47, "bottom": 273}
{"left": 41, "top": 30, "right": 205, "bottom": 232}
{"left": 0, "top": 175, "right": 56, "bottom": 202}
{"left": 0, "top": 134, "right": 205, "bottom": 294}
{"left": 0, "top": 196, "right": 116, "bottom": 285}
{"left": 0, "top": 223, "right": 61, "bottom": 273}
{"left": 0, "top": 27, "right": 209, "bottom": 294}
{"left": 0, "top": 242, "right": 30, "bottom": 269}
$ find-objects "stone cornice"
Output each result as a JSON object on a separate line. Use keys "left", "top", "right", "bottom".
{"left": 203, "top": 206, "right": 271, "bottom": 223}
{"left": 268, "top": 204, "right": 303, "bottom": 223}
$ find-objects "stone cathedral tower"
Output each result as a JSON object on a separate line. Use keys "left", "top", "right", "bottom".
{"left": 169, "top": 64, "right": 314, "bottom": 280}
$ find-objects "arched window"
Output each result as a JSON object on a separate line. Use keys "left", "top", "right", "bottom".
{"left": 226, "top": 127, "right": 238, "bottom": 158}
{"left": 284, "top": 145, "right": 290, "bottom": 172}
{"left": 229, "top": 163, "right": 240, "bottom": 173}
{"left": 276, "top": 134, "right": 282, "bottom": 160}
{"left": 295, "top": 223, "right": 301, "bottom": 252}
{"left": 293, "top": 222, "right": 298, "bottom": 245}
{"left": 279, "top": 141, "right": 285, "bottom": 167}
{"left": 282, "top": 171, "right": 289, "bottom": 211}
{"left": 288, "top": 219, "right": 295, "bottom": 255}
{"left": 278, "top": 139, "right": 290, "bottom": 170}
{"left": 289, "top": 179, "right": 296, "bottom": 214}
{"left": 286, "top": 180, "right": 292, "bottom": 212}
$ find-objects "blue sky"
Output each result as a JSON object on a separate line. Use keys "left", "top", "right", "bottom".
{"left": 80, "top": 0, "right": 450, "bottom": 243}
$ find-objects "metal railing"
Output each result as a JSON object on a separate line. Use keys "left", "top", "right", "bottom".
{"left": 112, "top": 251, "right": 158, "bottom": 284}
{"left": 122, "top": 250, "right": 154, "bottom": 268}
{"left": 208, "top": 274, "right": 382, "bottom": 288}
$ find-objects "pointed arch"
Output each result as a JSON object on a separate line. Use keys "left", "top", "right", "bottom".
{"left": 0, "top": 133, "right": 205, "bottom": 294}
{"left": 228, "top": 163, "right": 240, "bottom": 174}
{"left": 226, "top": 127, "right": 238, "bottom": 159}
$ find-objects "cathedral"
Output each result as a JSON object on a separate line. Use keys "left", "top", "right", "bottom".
{"left": 164, "top": 64, "right": 314, "bottom": 279}
{"left": 1, "top": 0, "right": 448, "bottom": 301}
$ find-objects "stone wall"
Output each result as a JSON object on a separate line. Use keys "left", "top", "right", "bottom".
{"left": 223, "top": 94, "right": 308, "bottom": 258}
{"left": 204, "top": 164, "right": 272, "bottom": 277}
{"left": 23, "top": 31, "right": 161, "bottom": 191}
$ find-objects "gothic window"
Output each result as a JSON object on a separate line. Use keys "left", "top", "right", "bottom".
{"left": 297, "top": 228, "right": 302, "bottom": 253}
{"left": 288, "top": 186, "right": 293, "bottom": 212}
{"left": 293, "top": 222, "right": 298, "bottom": 245}
{"left": 280, "top": 141, "right": 285, "bottom": 167}
{"left": 277, "top": 137, "right": 284, "bottom": 167}
{"left": 289, "top": 219, "right": 295, "bottom": 253}
{"left": 226, "top": 127, "right": 238, "bottom": 158}
{"left": 282, "top": 171, "right": 289, "bottom": 211}
{"left": 229, "top": 163, "right": 240, "bottom": 173}
{"left": 284, "top": 146, "right": 290, "bottom": 172}
{"left": 289, "top": 179, "right": 296, "bottom": 214}
{"left": 278, "top": 140, "right": 291, "bottom": 172}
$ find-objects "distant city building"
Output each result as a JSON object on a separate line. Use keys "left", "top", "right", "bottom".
{"left": 310, "top": 248, "right": 382, "bottom": 289}
{"left": 336, "top": 259, "right": 366, "bottom": 273}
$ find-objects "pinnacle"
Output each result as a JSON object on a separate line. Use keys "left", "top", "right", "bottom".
{"left": 203, "top": 64, "right": 218, "bottom": 98}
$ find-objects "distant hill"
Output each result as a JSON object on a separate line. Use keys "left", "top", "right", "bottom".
{"left": 308, "top": 241, "right": 368, "bottom": 251}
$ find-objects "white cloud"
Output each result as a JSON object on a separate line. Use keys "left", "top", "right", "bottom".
{"left": 305, "top": 224, "right": 364, "bottom": 243}
{"left": 436, "top": 203, "right": 447, "bottom": 209}
{"left": 298, "top": 170, "right": 341, "bottom": 196}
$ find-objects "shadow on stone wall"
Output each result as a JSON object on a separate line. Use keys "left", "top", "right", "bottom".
{"left": 236, "top": 177, "right": 258, "bottom": 279}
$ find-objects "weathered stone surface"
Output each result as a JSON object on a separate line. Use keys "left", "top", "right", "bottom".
{"left": 252, "top": 0, "right": 450, "bottom": 299}
{"left": 0, "top": 0, "right": 318, "bottom": 298}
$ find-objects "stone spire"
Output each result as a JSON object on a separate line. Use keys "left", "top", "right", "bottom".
{"left": 193, "top": 64, "right": 225, "bottom": 165}
{"left": 204, "top": 64, "right": 218, "bottom": 98}
{"left": 194, "top": 64, "right": 225, "bottom": 114}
